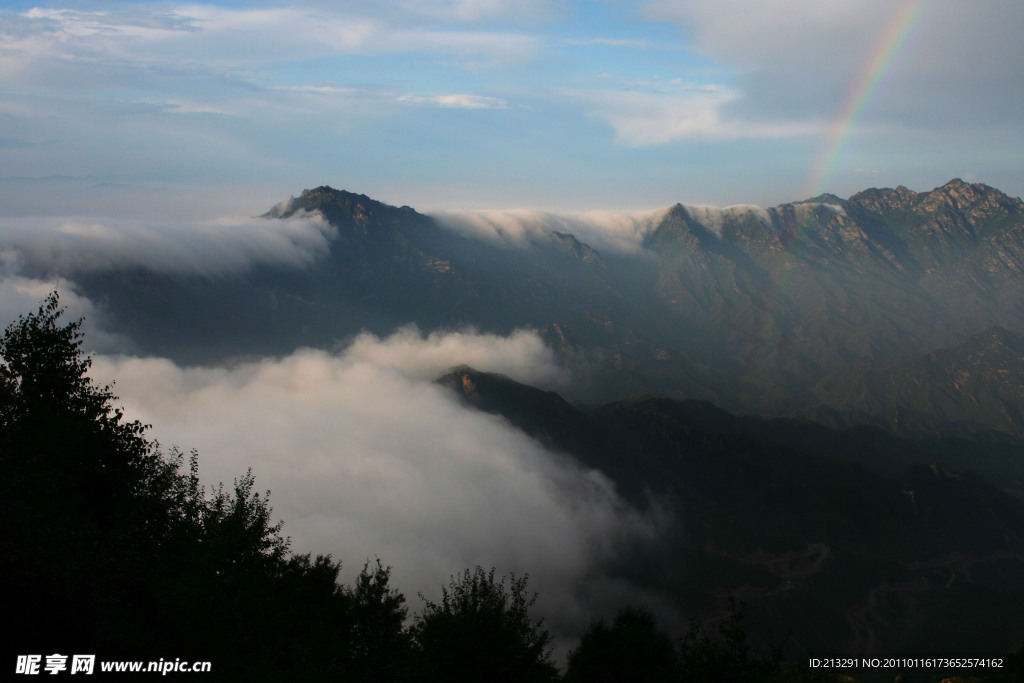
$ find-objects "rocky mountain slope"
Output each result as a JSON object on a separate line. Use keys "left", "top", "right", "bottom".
{"left": 71, "top": 179, "right": 1024, "bottom": 438}
{"left": 807, "top": 326, "right": 1024, "bottom": 437}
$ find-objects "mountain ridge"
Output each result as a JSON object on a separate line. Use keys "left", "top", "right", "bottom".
{"left": 67, "top": 178, "right": 1024, "bottom": 438}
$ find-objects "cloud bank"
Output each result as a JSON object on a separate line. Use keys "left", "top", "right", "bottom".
{"left": 566, "top": 88, "right": 823, "bottom": 146}
{"left": 0, "top": 212, "right": 332, "bottom": 277}
{"left": 89, "top": 329, "right": 664, "bottom": 640}
{"left": 432, "top": 203, "right": 782, "bottom": 250}
{"left": 344, "top": 325, "right": 567, "bottom": 386}
{"left": 431, "top": 207, "right": 673, "bottom": 255}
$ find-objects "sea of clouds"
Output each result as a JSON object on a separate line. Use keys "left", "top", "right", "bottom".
{"left": 0, "top": 203, "right": 682, "bottom": 649}
{"left": 88, "top": 330, "right": 669, "bottom": 649}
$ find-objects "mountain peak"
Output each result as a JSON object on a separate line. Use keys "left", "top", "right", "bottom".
{"left": 265, "top": 186, "right": 428, "bottom": 243}
{"left": 847, "top": 184, "right": 919, "bottom": 212}
{"left": 917, "top": 178, "right": 1023, "bottom": 225}
{"left": 800, "top": 192, "right": 846, "bottom": 205}
{"left": 297, "top": 186, "right": 397, "bottom": 214}
{"left": 298, "top": 185, "right": 417, "bottom": 210}
{"left": 934, "top": 178, "right": 990, "bottom": 202}
{"left": 551, "top": 230, "right": 604, "bottom": 265}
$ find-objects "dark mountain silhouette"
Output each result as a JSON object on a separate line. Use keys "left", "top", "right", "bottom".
{"left": 436, "top": 365, "right": 1024, "bottom": 658}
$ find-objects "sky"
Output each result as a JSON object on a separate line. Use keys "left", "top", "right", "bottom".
{"left": 1, "top": 0, "right": 1022, "bottom": 215}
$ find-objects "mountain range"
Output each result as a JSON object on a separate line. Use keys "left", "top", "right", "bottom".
{"left": 73, "top": 178, "right": 1024, "bottom": 440}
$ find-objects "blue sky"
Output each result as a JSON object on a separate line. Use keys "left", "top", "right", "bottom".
{"left": 1, "top": 0, "right": 1022, "bottom": 215}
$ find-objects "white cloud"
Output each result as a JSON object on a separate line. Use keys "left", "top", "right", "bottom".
{"left": 397, "top": 93, "right": 508, "bottom": 109}
{"left": 643, "top": 0, "right": 1024, "bottom": 130}
{"left": 0, "top": 212, "right": 333, "bottom": 277}
{"left": 566, "top": 89, "right": 822, "bottom": 145}
{"left": 169, "top": 5, "right": 539, "bottom": 63}
{"left": 396, "top": 0, "right": 562, "bottom": 23}
{"left": 644, "top": 0, "right": 871, "bottom": 69}
{"left": 431, "top": 207, "right": 673, "bottom": 254}
{"left": 559, "top": 37, "right": 659, "bottom": 49}
{"left": 344, "top": 325, "right": 566, "bottom": 386}
{"left": 88, "top": 332, "right": 662, "bottom": 635}
{"left": 682, "top": 204, "right": 773, "bottom": 238}
{"left": 1, "top": 4, "right": 537, "bottom": 82}
{"left": 433, "top": 203, "right": 781, "bottom": 249}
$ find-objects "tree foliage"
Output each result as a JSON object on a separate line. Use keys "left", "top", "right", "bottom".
{"left": 346, "top": 559, "right": 413, "bottom": 680}
{"left": 412, "top": 566, "right": 558, "bottom": 683}
{"left": 1, "top": 292, "right": 108, "bottom": 421}
{"left": 676, "top": 597, "right": 784, "bottom": 683}
{"left": 0, "top": 293, "right": 409, "bottom": 680}
{"left": 565, "top": 605, "right": 677, "bottom": 683}
{"left": 1, "top": 293, "right": 177, "bottom": 652}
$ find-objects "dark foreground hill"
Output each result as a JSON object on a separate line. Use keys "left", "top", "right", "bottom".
{"left": 70, "top": 179, "right": 1024, "bottom": 439}
{"left": 437, "top": 365, "right": 1024, "bottom": 658}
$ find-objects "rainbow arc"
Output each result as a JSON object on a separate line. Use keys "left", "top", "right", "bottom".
{"left": 803, "top": 0, "right": 929, "bottom": 199}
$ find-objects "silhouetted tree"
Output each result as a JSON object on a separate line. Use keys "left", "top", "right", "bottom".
{"left": 676, "top": 597, "right": 783, "bottom": 682}
{"left": 346, "top": 559, "right": 414, "bottom": 681}
{"left": 412, "top": 566, "right": 558, "bottom": 683}
{"left": 0, "top": 292, "right": 412, "bottom": 680}
{"left": 0, "top": 292, "right": 179, "bottom": 651}
{"left": 565, "top": 605, "right": 678, "bottom": 682}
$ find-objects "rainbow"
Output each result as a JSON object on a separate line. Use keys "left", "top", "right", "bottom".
{"left": 750, "top": 0, "right": 929, "bottom": 389}
{"left": 803, "top": 0, "right": 929, "bottom": 199}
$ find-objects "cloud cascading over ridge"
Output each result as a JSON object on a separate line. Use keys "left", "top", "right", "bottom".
{"left": 89, "top": 330, "right": 665, "bottom": 639}
{"left": 430, "top": 207, "right": 673, "bottom": 255}
{"left": 431, "top": 203, "right": 781, "bottom": 252}
{"left": 0, "top": 212, "right": 332, "bottom": 277}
